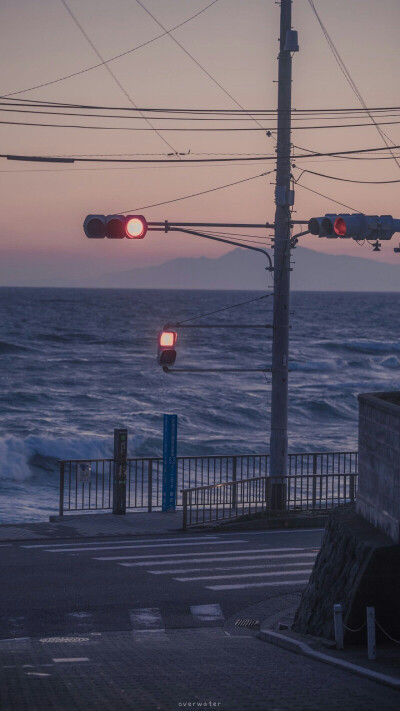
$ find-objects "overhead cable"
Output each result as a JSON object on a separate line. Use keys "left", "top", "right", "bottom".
{"left": 0, "top": 0, "right": 220, "bottom": 99}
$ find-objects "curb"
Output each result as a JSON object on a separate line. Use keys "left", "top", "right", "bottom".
{"left": 258, "top": 628, "right": 400, "bottom": 690}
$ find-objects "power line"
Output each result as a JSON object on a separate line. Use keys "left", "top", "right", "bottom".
{"left": 3, "top": 144, "right": 400, "bottom": 164}
{"left": 134, "top": 0, "right": 267, "bottom": 132}
{"left": 58, "top": 0, "right": 180, "bottom": 156}
{"left": 307, "top": 0, "right": 400, "bottom": 171}
{"left": 0, "top": 1, "right": 220, "bottom": 99}
{"left": 3, "top": 96, "right": 400, "bottom": 116}
{"left": 294, "top": 176, "right": 361, "bottom": 212}
{"left": 4, "top": 106, "right": 400, "bottom": 131}
{"left": 297, "top": 168, "right": 400, "bottom": 185}
{"left": 118, "top": 171, "right": 273, "bottom": 212}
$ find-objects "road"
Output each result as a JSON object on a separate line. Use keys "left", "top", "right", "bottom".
{"left": 2, "top": 528, "right": 400, "bottom": 710}
{"left": 0, "top": 529, "right": 322, "bottom": 639}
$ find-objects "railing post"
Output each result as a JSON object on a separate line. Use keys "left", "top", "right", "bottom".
{"left": 113, "top": 429, "right": 127, "bottom": 515}
{"left": 148, "top": 460, "right": 153, "bottom": 512}
{"left": 59, "top": 461, "right": 65, "bottom": 517}
{"left": 312, "top": 453, "right": 317, "bottom": 509}
{"left": 182, "top": 490, "right": 188, "bottom": 531}
{"left": 333, "top": 604, "right": 344, "bottom": 650}
{"left": 265, "top": 477, "right": 271, "bottom": 512}
{"left": 367, "top": 607, "right": 376, "bottom": 660}
{"left": 349, "top": 473, "right": 355, "bottom": 503}
{"left": 231, "top": 456, "right": 237, "bottom": 510}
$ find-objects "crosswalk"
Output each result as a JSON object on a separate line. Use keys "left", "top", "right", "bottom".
{"left": 21, "top": 534, "right": 318, "bottom": 593}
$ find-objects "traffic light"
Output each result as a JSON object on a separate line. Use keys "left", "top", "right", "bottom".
{"left": 158, "top": 330, "right": 177, "bottom": 366}
{"left": 308, "top": 215, "right": 338, "bottom": 238}
{"left": 308, "top": 214, "right": 400, "bottom": 240}
{"left": 84, "top": 214, "right": 147, "bottom": 239}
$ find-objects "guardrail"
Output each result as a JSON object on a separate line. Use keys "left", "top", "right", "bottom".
{"left": 58, "top": 451, "right": 358, "bottom": 516}
{"left": 182, "top": 472, "right": 358, "bottom": 530}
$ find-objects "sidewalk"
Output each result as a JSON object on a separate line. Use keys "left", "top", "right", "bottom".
{"left": 0, "top": 511, "right": 184, "bottom": 542}
{"left": 256, "top": 599, "right": 400, "bottom": 691}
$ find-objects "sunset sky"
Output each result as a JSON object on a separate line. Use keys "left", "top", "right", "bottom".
{"left": 1, "top": 0, "right": 400, "bottom": 286}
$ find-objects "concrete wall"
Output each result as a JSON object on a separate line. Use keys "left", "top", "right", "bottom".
{"left": 357, "top": 392, "right": 400, "bottom": 544}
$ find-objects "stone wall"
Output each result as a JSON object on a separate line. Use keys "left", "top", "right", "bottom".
{"left": 357, "top": 392, "right": 400, "bottom": 543}
{"left": 293, "top": 505, "right": 400, "bottom": 643}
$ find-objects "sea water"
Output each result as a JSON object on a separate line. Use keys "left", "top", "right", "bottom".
{"left": 0, "top": 287, "right": 399, "bottom": 523}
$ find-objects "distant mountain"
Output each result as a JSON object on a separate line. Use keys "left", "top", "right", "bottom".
{"left": 97, "top": 246, "right": 400, "bottom": 291}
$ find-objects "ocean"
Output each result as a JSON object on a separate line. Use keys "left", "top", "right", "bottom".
{"left": 0, "top": 287, "right": 399, "bottom": 523}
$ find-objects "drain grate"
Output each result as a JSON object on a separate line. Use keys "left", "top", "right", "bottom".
{"left": 234, "top": 619, "right": 260, "bottom": 629}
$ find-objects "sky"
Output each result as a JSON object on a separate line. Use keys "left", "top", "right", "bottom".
{"left": 0, "top": 0, "right": 400, "bottom": 286}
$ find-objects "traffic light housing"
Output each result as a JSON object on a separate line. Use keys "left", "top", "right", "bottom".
{"left": 308, "top": 214, "right": 400, "bottom": 240}
{"left": 84, "top": 214, "right": 147, "bottom": 239}
{"left": 158, "top": 331, "right": 177, "bottom": 366}
{"left": 308, "top": 215, "right": 337, "bottom": 238}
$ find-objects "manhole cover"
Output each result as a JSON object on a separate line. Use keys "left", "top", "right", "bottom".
{"left": 234, "top": 619, "right": 260, "bottom": 629}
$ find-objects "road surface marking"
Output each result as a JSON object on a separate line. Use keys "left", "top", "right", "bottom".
{"left": 129, "top": 608, "right": 164, "bottom": 630}
{"left": 190, "top": 604, "right": 224, "bottom": 622}
{"left": 22, "top": 536, "right": 218, "bottom": 549}
{"left": 116, "top": 549, "right": 316, "bottom": 566}
{"left": 45, "top": 540, "right": 245, "bottom": 553}
{"left": 97, "top": 546, "right": 312, "bottom": 561}
{"left": 175, "top": 566, "right": 313, "bottom": 582}
{"left": 207, "top": 579, "right": 310, "bottom": 590}
{"left": 149, "top": 557, "right": 316, "bottom": 574}
{"left": 52, "top": 658, "right": 89, "bottom": 663}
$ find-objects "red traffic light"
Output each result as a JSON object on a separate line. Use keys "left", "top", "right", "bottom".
{"left": 158, "top": 331, "right": 177, "bottom": 366}
{"left": 125, "top": 215, "right": 147, "bottom": 239}
{"left": 334, "top": 217, "right": 346, "bottom": 236}
{"left": 84, "top": 214, "right": 148, "bottom": 239}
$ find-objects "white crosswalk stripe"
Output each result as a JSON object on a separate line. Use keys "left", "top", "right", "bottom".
{"left": 174, "top": 565, "right": 313, "bottom": 582}
{"left": 32, "top": 535, "right": 318, "bottom": 593}
{"left": 43, "top": 540, "right": 245, "bottom": 553}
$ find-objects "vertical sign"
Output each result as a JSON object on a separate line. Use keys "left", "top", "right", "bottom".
{"left": 113, "top": 428, "right": 127, "bottom": 515}
{"left": 162, "top": 415, "right": 177, "bottom": 511}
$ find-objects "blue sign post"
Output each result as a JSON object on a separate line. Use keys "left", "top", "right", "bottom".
{"left": 162, "top": 415, "right": 177, "bottom": 511}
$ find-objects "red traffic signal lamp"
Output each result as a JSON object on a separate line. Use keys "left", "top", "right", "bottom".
{"left": 84, "top": 214, "right": 147, "bottom": 239}
{"left": 308, "top": 214, "right": 400, "bottom": 240}
{"left": 158, "top": 330, "right": 177, "bottom": 366}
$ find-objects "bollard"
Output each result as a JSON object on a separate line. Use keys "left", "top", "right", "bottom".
{"left": 333, "top": 604, "right": 344, "bottom": 649}
{"left": 367, "top": 607, "right": 376, "bottom": 660}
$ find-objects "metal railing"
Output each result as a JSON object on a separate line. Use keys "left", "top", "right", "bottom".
{"left": 182, "top": 472, "right": 358, "bottom": 530}
{"left": 58, "top": 451, "right": 358, "bottom": 516}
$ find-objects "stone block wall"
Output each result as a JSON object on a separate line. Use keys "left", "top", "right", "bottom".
{"left": 357, "top": 392, "right": 400, "bottom": 543}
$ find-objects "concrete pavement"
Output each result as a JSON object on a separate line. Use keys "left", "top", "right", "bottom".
{"left": 0, "top": 516, "right": 399, "bottom": 709}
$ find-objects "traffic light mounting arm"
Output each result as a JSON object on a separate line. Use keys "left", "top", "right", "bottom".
{"left": 156, "top": 226, "right": 274, "bottom": 272}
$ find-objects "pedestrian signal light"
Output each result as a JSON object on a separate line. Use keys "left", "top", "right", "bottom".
{"left": 84, "top": 214, "right": 148, "bottom": 239}
{"left": 158, "top": 331, "right": 177, "bottom": 366}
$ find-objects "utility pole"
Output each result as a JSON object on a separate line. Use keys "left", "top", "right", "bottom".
{"left": 269, "top": 0, "right": 297, "bottom": 507}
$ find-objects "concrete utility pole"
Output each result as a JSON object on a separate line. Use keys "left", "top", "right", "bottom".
{"left": 269, "top": 0, "right": 297, "bottom": 506}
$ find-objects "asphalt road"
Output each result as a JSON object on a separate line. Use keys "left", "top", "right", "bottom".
{"left": 0, "top": 529, "right": 323, "bottom": 639}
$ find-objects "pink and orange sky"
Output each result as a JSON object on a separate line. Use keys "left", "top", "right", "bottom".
{"left": 0, "top": 0, "right": 400, "bottom": 286}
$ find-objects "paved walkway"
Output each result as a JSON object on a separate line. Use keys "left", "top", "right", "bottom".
{"left": 1, "top": 514, "right": 399, "bottom": 705}
{"left": 0, "top": 511, "right": 184, "bottom": 542}
{"left": 1, "top": 599, "right": 399, "bottom": 711}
